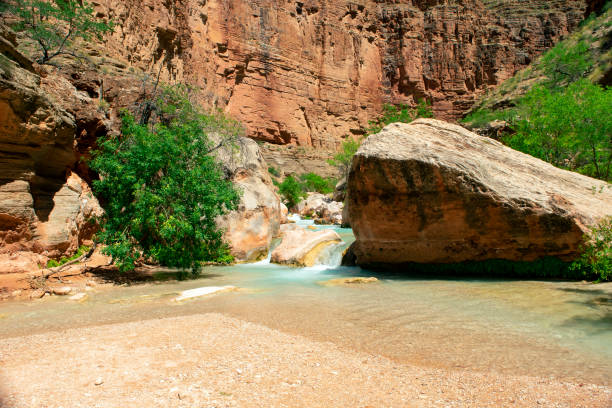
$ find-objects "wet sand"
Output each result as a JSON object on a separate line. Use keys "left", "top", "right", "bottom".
{"left": 0, "top": 313, "right": 609, "bottom": 408}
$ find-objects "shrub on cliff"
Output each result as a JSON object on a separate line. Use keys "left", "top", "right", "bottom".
{"left": 329, "top": 101, "right": 433, "bottom": 177}
{"left": 1, "top": 0, "right": 114, "bottom": 64}
{"left": 90, "top": 85, "right": 240, "bottom": 274}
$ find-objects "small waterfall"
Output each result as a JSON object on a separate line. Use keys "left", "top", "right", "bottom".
{"left": 313, "top": 241, "right": 346, "bottom": 268}
{"left": 252, "top": 238, "right": 281, "bottom": 265}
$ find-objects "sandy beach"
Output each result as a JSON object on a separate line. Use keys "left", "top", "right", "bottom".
{"left": 0, "top": 313, "right": 609, "bottom": 408}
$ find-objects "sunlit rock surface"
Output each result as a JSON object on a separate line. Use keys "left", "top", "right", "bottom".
{"left": 345, "top": 119, "right": 612, "bottom": 268}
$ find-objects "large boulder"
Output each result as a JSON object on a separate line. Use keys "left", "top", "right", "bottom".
{"left": 216, "top": 137, "right": 282, "bottom": 262}
{"left": 271, "top": 224, "right": 341, "bottom": 267}
{"left": 345, "top": 119, "right": 612, "bottom": 268}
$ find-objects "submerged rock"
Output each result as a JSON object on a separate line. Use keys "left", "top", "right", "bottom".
{"left": 345, "top": 119, "right": 612, "bottom": 269}
{"left": 271, "top": 224, "right": 341, "bottom": 267}
{"left": 318, "top": 277, "right": 379, "bottom": 287}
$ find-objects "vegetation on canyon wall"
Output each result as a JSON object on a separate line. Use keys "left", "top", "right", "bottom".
{"left": 90, "top": 85, "right": 240, "bottom": 274}
{"left": 463, "top": 4, "right": 612, "bottom": 182}
{"left": 1, "top": 0, "right": 113, "bottom": 64}
{"left": 329, "top": 101, "right": 434, "bottom": 178}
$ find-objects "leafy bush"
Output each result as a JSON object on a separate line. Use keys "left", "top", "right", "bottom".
{"left": 46, "top": 245, "right": 90, "bottom": 268}
{"left": 572, "top": 217, "right": 612, "bottom": 282}
{"left": 507, "top": 80, "right": 612, "bottom": 180}
{"left": 329, "top": 101, "right": 433, "bottom": 177}
{"left": 90, "top": 84, "right": 240, "bottom": 274}
{"left": 2, "top": 0, "right": 114, "bottom": 64}
{"left": 277, "top": 175, "right": 305, "bottom": 209}
{"left": 300, "top": 173, "right": 335, "bottom": 194}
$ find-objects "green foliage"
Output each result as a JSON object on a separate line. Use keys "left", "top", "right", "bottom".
{"left": 367, "top": 100, "right": 434, "bottom": 135}
{"left": 572, "top": 217, "right": 612, "bottom": 282}
{"left": 46, "top": 245, "right": 90, "bottom": 268}
{"left": 541, "top": 40, "right": 593, "bottom": 85}
{"left": 329, "top": 101, "right": 434, "bottom": 177}
{"left": 277, "top": 175, "right": 305, "bottom": 209}
{"left": 461, "top": 108, "right": 509, "bottom": 128}
{"left": 275, "top": 172, "right": 336, "bottom": 208}
{"left": 300, "top": 173, "right": 335, "bottom": 194}
{"left": 2, "top": 0, "right": 114, "bottom": 64}
{"left": 90, "top": 84, "right": 240, "bottom": 274}
{"left": 506, "top": 80, "right": 612, "bottom": 180}
{"left": 268, "top": 166, "right": 280, "bottom": 177}
{"left": 327, "top": 137, "right": 362, "bottom": 178}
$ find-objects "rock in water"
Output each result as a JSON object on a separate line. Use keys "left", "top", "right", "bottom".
{"left": 271, "top": 224, "right": 341, "bottom": 267}
{"left": 345, "top": 119, "right": 612, "bottom": 268}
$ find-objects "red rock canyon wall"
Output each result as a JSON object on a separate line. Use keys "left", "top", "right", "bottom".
{"left": 98, "top": 0, "right": 586, "bottom": 149}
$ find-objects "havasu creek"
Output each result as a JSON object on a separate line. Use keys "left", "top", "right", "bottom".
{"left": 0, "top": 221, "right": 611, "bottom": 407}
{"left": 1, "top": 0, "right": 612, "bottom": 407}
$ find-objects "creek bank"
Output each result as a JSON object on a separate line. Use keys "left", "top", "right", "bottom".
{"left": 343, "top": 119, "right": 612, "bottom": 274}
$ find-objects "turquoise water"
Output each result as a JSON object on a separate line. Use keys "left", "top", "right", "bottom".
{"left": 1, "top": 221, "right": 610, "bottom": 384}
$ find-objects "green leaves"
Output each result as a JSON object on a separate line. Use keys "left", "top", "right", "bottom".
{"left": 90, "top": 85, "right": 240, "bottom": 274}
{"left": 572, "top": 217, "right": 612, "bottom": 282}
{"left": 2, "top": 0, "right": 114, "bottom": 64}
{"left": 506, "top": 80, "right": 612, "bottom": 181}
{"left": 277, "top": 176, "right": 306, "bottom": 209}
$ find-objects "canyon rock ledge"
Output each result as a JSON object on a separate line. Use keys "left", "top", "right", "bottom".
{"left": 344, "top": 119, "right": 612, "bottom": 268}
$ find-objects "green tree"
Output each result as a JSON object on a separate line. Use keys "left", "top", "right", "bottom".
{"left": 329, "top": 101, "right": 433, "bottom": 177}
{"left": 1, "top": 0, "right": 113, "bottom": 64}
{"left": 507, "top": 80, "right": 612, "bottom": 180}
{"left": 90, "top": 85, "right": 240, "bottom": 274}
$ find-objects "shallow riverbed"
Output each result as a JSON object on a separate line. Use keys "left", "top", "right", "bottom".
{"left": 1, "top": 223, "right": 610, "bottom": 385}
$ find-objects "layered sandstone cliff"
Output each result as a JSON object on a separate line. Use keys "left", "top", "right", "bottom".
{"left": 95, "top": 0, "right": 587, "bottom": 151}
{"left": 0, "top": 38, "right": 104, "bottom": 273}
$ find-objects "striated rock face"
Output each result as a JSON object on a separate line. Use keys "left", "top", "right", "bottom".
{"left": 98, "top": 0, "right": 587, "bottom": 149}
{"left": 0, "top": 33, "right": 110, "bottom": 276}
{"left": 216, "top": 137, "right": 282, "bottom": 262}
{"left": 271, "top": 224, "right": 340, "bottom": 267}
{"left": 0, "top": 42, "right": 104, "bottom": 272}
{"left": 345, "top": 119, "right": 612, "bottom": 268}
